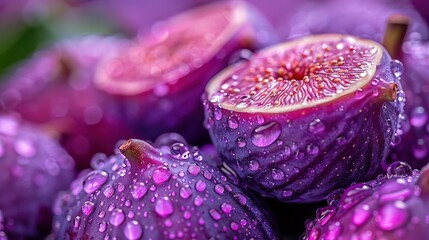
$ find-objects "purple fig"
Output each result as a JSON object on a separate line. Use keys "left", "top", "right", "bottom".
{"left": 0, "top": 35, "right": 137, "bottom": 169}
{"left": 94, "top": 1, "right": 276, "bottom": 145}
{"left": 303, "top": 161, "right": 429, "bottom": 240}
{"left": 0, "top": 114, "right": 75, "bottom": 239}
{"left": 277, "top": 0, "right": 428, "bottom": 42}
{"left": 411, "top": 0, "right": 429, "bottom": 26}
{"left": 0, "top": 210, "right": 6, "bottom": 240}
{"left": 387, "top": 39, "right": 429, "bottom": 170}
{"left": 203, "top": 34, "right": 404, "bottom": 202}
{"left": 50, "top": 136, "right": 278, "bottom": 239}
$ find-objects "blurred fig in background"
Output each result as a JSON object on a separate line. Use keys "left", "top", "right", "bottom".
{"left": 0, "top": 114, "right": 75, "bottom": 239}
{"left": 303, "top": 162, "right": 429, "bottom": 240}
{"left": 0, "top": 35, "right": 137, "bottom": 169}
{"left": 94, "top": 1, "right": 276, "bottom": 146}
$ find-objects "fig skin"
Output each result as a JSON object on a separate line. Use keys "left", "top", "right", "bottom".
{"left": 0, "top": 35, "right": 137, "bottom": 169}
{"left": 94, "top": 1, "right": 276, "bottom": 146}
{"left": 50, "top": 135, "right": 278, "bottom": 239}
{"left": 303, "top": 162, "right": 429, "bottom": 240}
{"left": 203, "top": 35, "right": 405, "bottom": 202}
{"left": 387, "top": 40, "right": 429, "bottom": 170}
{"left": 0, "top": 114, "right": 75, "bottom": 239}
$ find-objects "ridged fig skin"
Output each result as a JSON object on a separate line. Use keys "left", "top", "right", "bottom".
{"left": 0, "top": 114, "right": 75, "bottom": 239}
{"left": 277, "top": 0, "right": 428, "bottom": 41}
{"left": 303, "top": 162, "right": 429, "bottom": 240}
{"left": 203, "top": 35, "right": 405, "bottom": 202}
{"left": 387, "top": 40, "right": 429, "bottom": 170}
{"left": 0, "top": 35, "right": 137, "bottom": 169}
{"left": 94, "top": 1, "right": 276, "bottom": 146}
{"left": 50, "top": 135, "right": 278, "bottom": 240}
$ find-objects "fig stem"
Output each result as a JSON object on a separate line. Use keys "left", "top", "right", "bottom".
{"left": 120, "top": 139, "right": 162, "bottom": 169}
{"left": 382, "top": 14, "right": 409, "bottom": 59}
{"left": 379, "top": 82, "right": 398, "bottom": 101}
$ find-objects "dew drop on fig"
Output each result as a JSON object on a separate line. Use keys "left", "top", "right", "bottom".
{"left": 131, "top": 182, "right": 148, "bottom": 200}
{"left": 214, "top": 184, "right": 225, "bottom": 194}
{"left": 81, "top": 201, "right": 95, "bottom": 216}
{"left": 390, "top": 60, "right": 404, "bottom": 78}
{"left": 14, "top": 137, "right": 36, "bottom": 157}
{"left": 98, "top": 221, "right": 107, "bottom": 233}
{"left": 83, "top": 170, "right": 109, "bottom": 194}
{"left": 236, "top": 137, "right": 246, "bottom": 147}
{"left": 271, "top": 168, "right": 285, "bottom": 180}
{"left": 352, "top": 204, "right": 371, "bottom": 226}
{"left": 282, "top": 189, "right": 293, "bottom": 198}
{"left": 376, "top": 201, "right": 409, "bottom": 231}
{"left": 228, "top": 49, "right": 253, "bottom": 65}
{"left": 155, "top": 197, "right": 174, "bottom": 217}
{"left": 187, "top": 164, "right": 200, "bottom": 175}
{"left": 387, "top": 162, "right": 412, "bottom": 178}
{"left": 308, "top": 119, "right": 325, "bottom": 134}
{"left": 109, "top": 208, "right": 125, "bottom": 226}
{"left": 179, "top": 187, "right": 192, "bottom": 199}
{"left": 195, "top": 181, "right": 206, "bottom": 192}
{"left": 209, "top": 209, "right": 222, "bottom": 220}
{"left": 247, "top": 160, "right": 260, "bottom": 171}
{"left": 251, "top": 122, "right": 281, "bottom": 147}
{"left": 103, "top": 185, "right": 115, "bottom": 197}
{"left": 152, "top": 166, "right": 171, "bottom": 184}
{"left": 221, "top": 203, "right": 232, "bottom": 214}
{"left": 410, "top": 106, "right": 428, "bottom": 127}
{"left": 227, "top": 115, "right": 239, "bottom": 129}
{"left": 124, "top": 220, "right": 143, "bottom": 240}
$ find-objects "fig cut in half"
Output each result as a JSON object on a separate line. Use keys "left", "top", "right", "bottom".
{"left": 95, "top": 1, "right": 275, "bottom": 144}
{"left": 203, "top": 34, "right": 405, "bottom": 202}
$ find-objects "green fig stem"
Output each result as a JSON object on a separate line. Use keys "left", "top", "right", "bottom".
{"left": 379, "top": 82, "right": 398, "bottom": 101}
{"left": 382, "top": 14, "right": 409, "bottom": 59}
{"left": 120, "top": 139, "right": 162, "bottom": 169}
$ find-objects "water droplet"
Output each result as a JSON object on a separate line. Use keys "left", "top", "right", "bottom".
{"left": 83, "top": 170, "right": 109, "bottom": 194}
{"left": 170, "top": 143, "right": 190, "bottom": 159}
{"left": 98, "top": 221, "right": 107, "bottom": 233}
{"left": 271, "top": 168, "right": 285, "bottom": 180}
{"left": 352, "top": 204, "right": 371, "bottom": 226}
{"left": 230, "top": 222, "right": 239, "bottom": 231}
{"left": 413, "top": 138, "right": 428, "bottom": 159}
{"left": 117, "top": 183, "right": 125, "bottom": 192}
{"left": 187, "top": 164, "right": 201, "bottom": 175}
{"left": 390, "top": 60, "right": 403, "bottom": 78}
{"left": 103, "top": 185, "right": 115, "bottom": 197}
{"left": 324, "top": 221, "right": 342, "bottom": 239}
{"left": 236, "top": 137, "right": 246, "bottom": 147}
{"left": 153, "top": 166, "right": 171, "bottom": 184}
{"left": 155, "top": 197, "right": 174, "bottom": 217}
{"left": 233, "top": 193, "right": 247, "bottom": 205}
{"left": 194, "top": 196, "right": 204, "bottom": 206}
{"left": 124, "top": 220, "right": 143, "bottom": 240}
{"left": 229, "top": 49, "right": 253, "bottom": 65}
{"left": 195, "top": 181, "right": 206, "bottom": 192}
{"left": 387, "top": 162, "right": 412, "bottom": 178}
{"left": 180, "top": 186, "right": 193, "bottom": 199}
{"left": 306, "top": 144, "right": 319, "bottom": 155}
{"left": 82, "top": 201, "right": 95, "bottom": 216}
{"left": 376, "top": 201, "right": 409, "bottom": 231}
{"left": 251, "top": 121, "right": 281, "bottom": 147}
{"left": 308, "top": 119, "right": 325, "bottom": 134}
{"left": 247, "top": 160, "right": 260, "bottom": 171}
{"left": 209, "top": 209, "right": 222, "bottom": 220}
{"left": 73, "top": 216, "right": 80, "bottom": 228}
{"left": 131, "top": 182, "right": 148, "bottom": 200}
{"left": 282, "top": 189, "right": 293, "bottom": 198}
{"left": 109, "top": 208, "right": 125, "bottom": 226}
{"left": 221, "top": 203, "right": 232, "bottom": 214}
{"left": 410, "top": 106, "right": 427, "bottom": 127}
{"left": 228, "top": 115, "right": 239, "bottom": 129}
{"left": 214, "top": 107, "right": 223, "bottom": 120}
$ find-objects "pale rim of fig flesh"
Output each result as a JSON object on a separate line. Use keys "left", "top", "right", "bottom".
{"left": 206, "top": 34, "right": 391, "bottom": 113}
{"left": 95, "top": 1, "right": 250, "bottom": 95}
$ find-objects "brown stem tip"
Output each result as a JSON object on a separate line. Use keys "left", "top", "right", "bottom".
{"left": 382, "top": 14, "right": 410, "bottom": 59}
{"left": 120, "top": 139, "right": 162, "bottom": 168}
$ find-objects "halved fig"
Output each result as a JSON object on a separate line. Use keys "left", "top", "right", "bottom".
{"left": 0, "top": 35, "right": 136, "bottom": 170}
{"left": 203, "top": 34, "right": 404, "bottom": 202}
{"left": 94, "top": 1, "right": 275, "bottom": 145}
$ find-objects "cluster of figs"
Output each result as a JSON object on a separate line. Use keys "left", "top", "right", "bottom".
{"left": 1, "top": 0, "right": 429, "bottom": 239}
